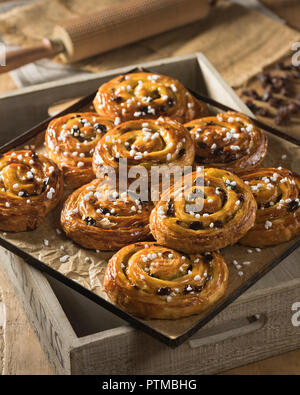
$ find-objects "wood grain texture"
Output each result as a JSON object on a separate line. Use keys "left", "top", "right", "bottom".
{"left": 0, "top": 267, "right": 53, "bottom": 375}
{"left": 223, "top": 348, "right": 300, "bottom": 375}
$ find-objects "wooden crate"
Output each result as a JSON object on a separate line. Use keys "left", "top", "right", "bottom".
{"left": 0, "top": 53, "right": 300, "bottom": 374}
{"left": 1, "top": 247, "right": 300, "bottom": 375}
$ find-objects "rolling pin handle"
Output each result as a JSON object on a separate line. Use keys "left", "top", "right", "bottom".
{"left": 0, "top": 39, "right": 64, "bottom": 74}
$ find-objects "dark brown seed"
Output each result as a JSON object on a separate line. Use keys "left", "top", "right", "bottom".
{"left": 214, "top": 220, "right": 224, "bottom": 228}
{"left": 287, "top": 200, "right": 299, "bottom": 212}
{"left": 178, "top": 148, "right": 185, "bottom": 158}
{"left": 168, "top": 98, "right": 175, "bottom": 107}
{"left": 112, "top": 96, "right": 123, "bottom": 103}
{"left": 189, "top": 221, "right": 203, "bottom": 230}
{"left": 198, "top": 141, "right": 207, "bottom": 149}
{"left": 140, "top": 106, "right": 149, "bottom": 114}
{"left": 238, "top": 194, "right": 245, "bottom": 202}
{"left": 159, "top": 105, "right": 168, "bottom": 113}
{"left": 156, "top": 287, "right": 172, "bottom": 296}
{"left": 203, "top": 253, "right": 213, "bottom": 263}
{"left": 195, "top": 155, "right": 205, "bottom": 163}
{"left": 94, "top": 123, "right": 107, "bottom": 133}
{"left": 213, "top": 146, "right": 224, "bottom": 156}
{"left": 166, "top": 200, "right": 175, "bottom": 217}
{"left": 194, "top": 285, "right": 204, "bottom": 293}
{"left": 84, "top": 217, "right": 96, "bottom": 226}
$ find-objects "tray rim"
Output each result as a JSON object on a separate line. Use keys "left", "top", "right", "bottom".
{"left": 1, "top": 58, "right": 300, "bottom": 347}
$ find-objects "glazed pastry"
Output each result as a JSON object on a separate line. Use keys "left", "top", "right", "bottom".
{"left": 150, "top": 168, "right": 257, "bottom": 253}
{"left": 61, "top": 178, "right": 154, "bottom": 250}
{"left": 45, "top": 113, "right": 114, "bottom": 188}
{"left": 185, "top": 111, "right": 267, "bottom": 171}
{"left": 93, "top": 116, "right": 195, "bottom": 178}
{"left": 0, "top": 150, "right": 63, "bottom": 232}
{"left": 239, "top": 167, "right": 300, "bottom": 247}
{"left": 103, "top": 242, "right": 228, "bottom": 319}
{"left": 93, "top": 72, "right": 208, "bottom": 123}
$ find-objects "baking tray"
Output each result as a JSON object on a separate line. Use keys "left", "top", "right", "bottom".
{"left": 0, "top": 55, "right": 300, "bottom": 347}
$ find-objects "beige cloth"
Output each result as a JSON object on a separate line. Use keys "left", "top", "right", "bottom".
{"left": 0, "top": 0, "right": 299, "bottom": 87}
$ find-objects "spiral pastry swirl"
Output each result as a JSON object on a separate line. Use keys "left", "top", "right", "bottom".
{"left": 45, "top": 113, "right": 114, "bottom": 188}
{"left": 92, "top": 117, "right": 195, "bottom": 177}
{"left": 93, "top": 72, "right": 208, "bottom": 123}
{"left": 185, "top": 112, "right": 267, "bottom": 171}
{"left": 0, "top": 150, "right": 63, "bottom": 232}
{"left": 150, "top": 168, "right": 257, "bottom": 253}
{"left": 61, "top": 178, "right": 154, "bottom": 250}
{"left": 239, "top": 168, "right": 300, "bottom": 247}
{"left": 103, "top": 242, "right": 228, "bottom": 319}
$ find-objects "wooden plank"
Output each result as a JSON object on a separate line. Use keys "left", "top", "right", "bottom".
{"left": 0, "top": 267, "right": 53, "bottom": 374}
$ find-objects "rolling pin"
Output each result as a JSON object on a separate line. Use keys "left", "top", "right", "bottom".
{"left": 1, "top": 0, "right": 211, "bottom": 74}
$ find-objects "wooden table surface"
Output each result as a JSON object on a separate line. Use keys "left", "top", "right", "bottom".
{"left": 1, "top": 0, "right": 300, "bottom": 375}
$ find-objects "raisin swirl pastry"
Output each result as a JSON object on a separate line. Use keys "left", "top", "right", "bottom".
{"left": 93, "top": 117, "right": 195, "bottom": 177}
{"left": 150, "top": 168, "right": 257, "bottom": 253}
{"left": 45, "top": 113, "right": 114, "bottom": 188}
{"left": 0, "top": 150, "right": 63, "bottom": 232}
{"left": 93, "top": 72, "right": 208, "bottom": 123}
{"left": 185, "top": 111, "right": 267, "bottom": 171}
{"left": 103, "top": 242, "right": 228, "bottom": 319}
{"left": 239, "top": 168, "right": 300, "bottom": 247}
{"left": 61, "top": 178, "right": 154, "bottom": 250}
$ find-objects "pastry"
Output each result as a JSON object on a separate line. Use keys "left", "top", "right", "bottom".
{"left": 0, "top": 150, "right": 63, "bottom": 232}
{"left": 150, "top": 168, "right": 257, "bottom": 253}
{"left": 93, "top": 72, "right": 208, "bottom": 123}
{"left": 103, "top": 242, "right": 228, "bottom": 319}
{"left": 239, "top": 167, "right": 300, "bottom": 247}
{"left": 185, "top": 111, "right": 267, "bottom": 171}
{"left": 61, "top": 178, "right": 154, "bottom": 250}
{"left": 92, "top": 116, "right": 195, "bottom": 180}
{"left": 45, "top": 112, "right": 114, "bottom": 188}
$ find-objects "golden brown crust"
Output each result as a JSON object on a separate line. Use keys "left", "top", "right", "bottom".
{"left": 239, "top": 167, "right": 300, "bottom": 247}
{"left": 150, "top": 168, "right": 257, "bottom": 253}
{"left": 45, "top": 112, "right": 114, "bottom": 188}
{"left": 61, "top": 178, "right": 154, "bottom": 250}
{"left": 185, "top": 111, "right": 267, "bottom": 171}
{"left": 92, "top": 116, "right": 195, "bottom": 177}
{"left": 0, "top": 150, "right": 63, "bottom": 232}
{"left": 103, "top": 242, "right": 228, "bottom": 319}
{"left": 93, "top": 72, "right": 208, "bottom": 123}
